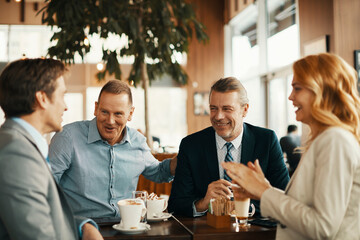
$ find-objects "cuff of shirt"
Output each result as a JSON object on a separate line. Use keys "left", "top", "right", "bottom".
{"left": 192, "top": 199, "right": 208, "bottom": 217}
{"left": 79, "top": 219, "right": 99, "bottom": 239}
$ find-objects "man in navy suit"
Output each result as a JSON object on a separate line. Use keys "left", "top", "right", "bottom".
{"left": 168, "top": 77, "right": 290, "bottom": 217}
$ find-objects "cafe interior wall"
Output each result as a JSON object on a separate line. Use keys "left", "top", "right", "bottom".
{"left": 298, "top": 0, "right": 360, "bottom": 65}
{"left": 1, "top": 0, "right": 359, "bottom": 140}
{"left": 0, "top": 0, "right": 225, "bottom": 140}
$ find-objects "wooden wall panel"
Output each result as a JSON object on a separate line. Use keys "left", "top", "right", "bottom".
{"left": 185, "top": 0, "right": 225, "bottom": 135}
{"left": 225, "top": 0, "right": 256, "bottom": 23}
{"left": 298, "top": 0, "right": 334, "bottom": 56}
{"left": 333, "top": 0, "right": 360, "bottom": 65}
{"left": 298, "top": 0, "right": 360, "bottom": 67}
{"left": 0, "top": 2, "right": 45, "bottom": 25}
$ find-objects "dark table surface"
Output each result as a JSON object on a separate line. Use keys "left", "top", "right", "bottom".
{"left": 176, "top": 216, "right": 276, "bottom": 240}
{"left": 97, "top": 216, "right": 192, "bottom": 240}
{"left": 97, "top": 215, "right": 276, "bottom": 240}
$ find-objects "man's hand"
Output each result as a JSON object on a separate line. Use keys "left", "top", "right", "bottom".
{"left": 82, "top": 223, "right": 103, "bottom": 240}
{"left": 195, "top": 179, "right": 232, "bottom": 212}
{"left": 170, "top": 154, "right": 177, "bottom": 175}
{"left": 222, "top": 160, "right": 271, "bottom": 200}
{"left": 232, "top": 185, "right": 255, "bottom": 200}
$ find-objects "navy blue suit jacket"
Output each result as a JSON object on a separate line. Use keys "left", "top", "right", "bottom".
{"left": 168, "top": 123, "right": 290, "bottom": 217}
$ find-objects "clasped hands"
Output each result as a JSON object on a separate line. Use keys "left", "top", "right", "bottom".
{"left": 222, "top": 159, "right": 272, "bottom": 200}
{"left": 195, "top": 160, "right": 271, "bottom": 212}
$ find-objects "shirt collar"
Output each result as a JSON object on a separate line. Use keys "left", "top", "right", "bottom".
{"left": 215, "top": 125, "right": 244, "bottom": 150}
{"left": 88, "top": 118, "right": 102, "bottom": 144}
{"left": 119, "top": 126, "right": 131, "bottom": 144}
{"left": 87, "top": 117, "right": 131, "bottom": 145}
{"left": 11, "top": 117, "right": 48, "bottom": 159}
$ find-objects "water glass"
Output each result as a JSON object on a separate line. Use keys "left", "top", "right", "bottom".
{"left": 132, "top": 190, "right": 148, "bottom": 223}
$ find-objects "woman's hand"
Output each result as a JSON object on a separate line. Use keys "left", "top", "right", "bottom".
{"left": 222, "top": 160, "right": 271, "bottom": 200}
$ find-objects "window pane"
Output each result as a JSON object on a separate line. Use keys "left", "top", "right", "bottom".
{"left": 232, "top": 36, "right": 259, "bottom": 78}
{"left": 267, "top": 0, "right": 299, "bottom": 70}
{"left": 129, "top": 87, "right": 187, "bottom": 151}
{"left": 8, "top": 25, "right": 54, "bottom": 60}
{"left": 269, "top": 77, "right": 287, "bottom": 137}
{"left": 0, "top": 108, "right": 4, "bottom": 126}
{"left": 63, "top": 93, "right": 83, "bottom": 125}
{"left": 86, "top": 87, "right": 101, "bottom": 120}
{"left": 0, "top": 25, "right": 9, "bottom": 61}
{"left": 267, "top": 25, "right": 299, "bottom": 70}
{"left": 242, "top": 77, "right": 265, "bottom": 127}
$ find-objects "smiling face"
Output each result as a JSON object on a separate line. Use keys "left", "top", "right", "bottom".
{"left": 288, "top": 76, "right": 316, "bottom": 126}
{"left": 209, "top": 90, "right": 248, "bottom": 142}
{"left": 94, "top": 92, "right": 134, "bottom": 145}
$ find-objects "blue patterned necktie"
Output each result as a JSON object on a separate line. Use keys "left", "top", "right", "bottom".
{"left": 224, "top": 142, "right": 234, "bottom": 182}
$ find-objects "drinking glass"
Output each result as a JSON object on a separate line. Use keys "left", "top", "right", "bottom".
{"left": 132, "top": 190, "right": 148, "bottom": 223}
{"left": 232, "top": 186, "right": 255, "bottom": 229}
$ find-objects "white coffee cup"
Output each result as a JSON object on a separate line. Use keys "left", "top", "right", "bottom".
{"left": 147, "top": 198, "right": 168, "bottom": 218}
{"left": 117, "top": 199, "right": 146, "bottom": 229}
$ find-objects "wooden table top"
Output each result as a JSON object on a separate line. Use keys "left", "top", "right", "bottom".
{"left": 98, "top": 216, "right": 191, "bottom": 240}
{"left": 97, "top": 215, "right": 276, "bottom": 240}
{"left": 176, "top": 215, "right": 276, "bottom": 240}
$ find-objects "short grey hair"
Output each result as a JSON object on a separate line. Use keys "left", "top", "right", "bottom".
{"left": 98, "top": 80, "right": 133, "bottom": 106}
{"left": 210, "top": 77, "right": 249, "bottom": 105}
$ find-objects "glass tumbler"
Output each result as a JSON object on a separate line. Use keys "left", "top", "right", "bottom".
{"left": 132, "top": 190, "right": 148, "bottom": 223}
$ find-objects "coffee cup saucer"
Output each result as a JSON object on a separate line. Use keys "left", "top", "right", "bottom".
{"left": 147, "top": 212, "right": 172, "bottom": 222}
{"left": 112, "top": 222, "right": 150, "bottom": 234}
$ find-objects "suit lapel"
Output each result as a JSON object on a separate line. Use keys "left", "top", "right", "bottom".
{"left": 205, "top": 127, "right": 220, "bottom": 180}
{"left": 7, "top": 119, "right": 51, "bottom": 168}
{"left": 241, "top": 123, "right": 255, "bottom": 164}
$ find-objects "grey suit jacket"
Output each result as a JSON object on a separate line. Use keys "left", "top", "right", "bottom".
{"left": 0, "top": 119, "right": 85, "bottom": 240}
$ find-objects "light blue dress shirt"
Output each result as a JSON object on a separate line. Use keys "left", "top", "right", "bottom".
{"left": 49, "top": 118, "right": 174, "bottom": 218}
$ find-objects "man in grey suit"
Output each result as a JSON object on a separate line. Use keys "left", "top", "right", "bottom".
{"left": 0, "top": 58, "right": 103, "bottom": 239}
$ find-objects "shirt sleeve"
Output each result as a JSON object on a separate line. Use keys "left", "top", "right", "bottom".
{"left": 141, "top": 149, "right": 174, "bottom": 183}
{"left": 192, "top": 200, "right": 208, "bottom": 217}
{"left": 48, "top": 128, "right": 73, "bottom": 183}
{"left": 77, "top": 218, "right": 99, "bottom": 239}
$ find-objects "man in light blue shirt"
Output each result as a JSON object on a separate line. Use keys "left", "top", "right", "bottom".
{"left": 49, "top": 80, "right": 177, "bottom": 218}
